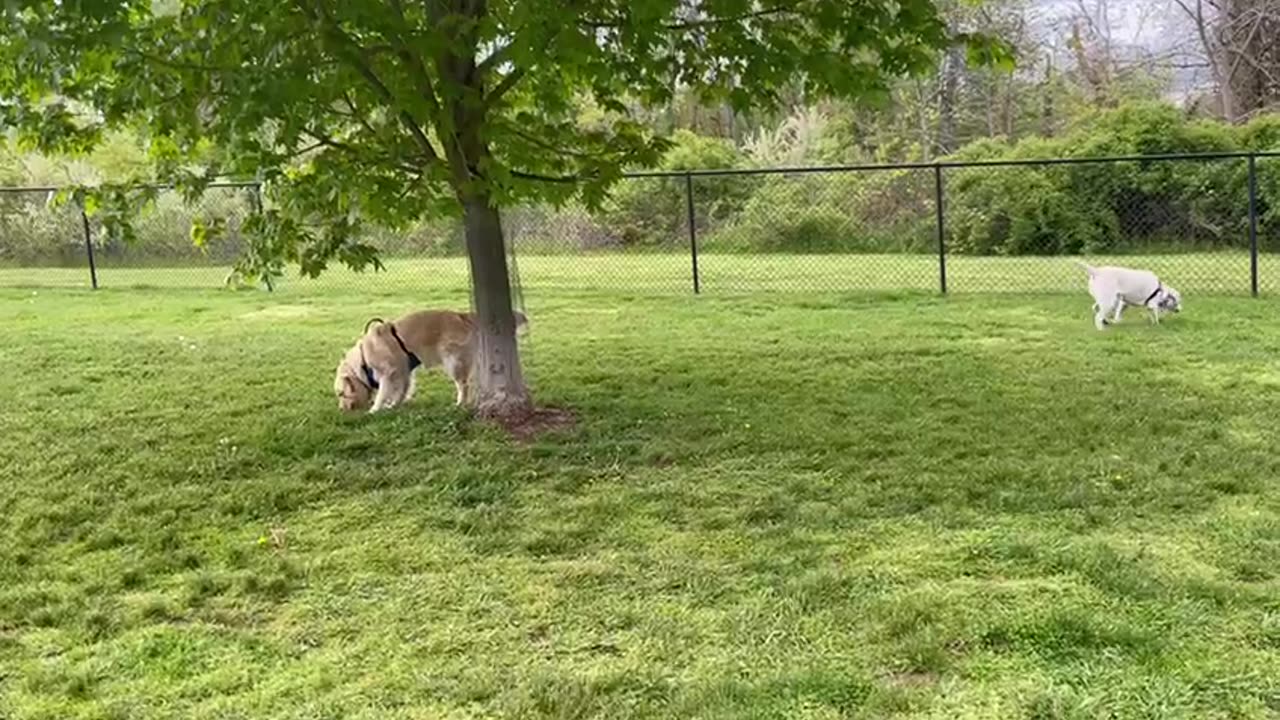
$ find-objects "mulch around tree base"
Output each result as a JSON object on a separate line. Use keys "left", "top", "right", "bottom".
{"left": 482, "top": 405, "right": 578, "bottom": 441}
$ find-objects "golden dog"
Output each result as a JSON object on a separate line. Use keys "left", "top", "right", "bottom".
{"left": 333, "top": 309, "right": 527, "bottom": 413}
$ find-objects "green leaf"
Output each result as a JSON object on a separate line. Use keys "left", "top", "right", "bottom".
{"left": 191, "top": 217, "right": 208, "bottom": 249}
{"left": 961, "top": 33, "right": 1017, "bottom": 73}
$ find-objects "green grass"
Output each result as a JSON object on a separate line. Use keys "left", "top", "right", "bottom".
{"left": 1, "top": 250, "right": 1276, "bottom": 295}
{"left": 3, "top": 263, "right": 1280, "bottom": 719}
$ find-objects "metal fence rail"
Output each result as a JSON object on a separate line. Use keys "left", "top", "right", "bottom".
{"left": 2, "top": 152, "right": 1278, "bottom": 295}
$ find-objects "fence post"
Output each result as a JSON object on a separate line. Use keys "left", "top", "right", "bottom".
{"left": 1248, "top": 154, "right": 1259, "bottom": 298}
{"left": 80, "top": 203, "right": 99, "bottom": 290}
{"left": 685, "top": 172, "right": 700, "bottom": 295}
{"left": 934, "top": 164, "right": 947, "bottom": 294}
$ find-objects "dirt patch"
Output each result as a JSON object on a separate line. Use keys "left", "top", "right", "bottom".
{"left": 487, "top": 405, "right": 578, "bottom": 441}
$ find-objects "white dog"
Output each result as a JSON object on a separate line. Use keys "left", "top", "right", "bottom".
{"left": 1074, "top": 261, "right": 1182, "bottom": 331}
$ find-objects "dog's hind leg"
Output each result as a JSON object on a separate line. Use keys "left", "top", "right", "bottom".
{"left": 1112, "top": 301, "right": 1125, "bottom": 324}
{"left": 461, "top": 355, "right": 476, "bottom": 407}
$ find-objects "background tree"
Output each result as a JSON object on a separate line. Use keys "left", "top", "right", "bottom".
{"left": 0, "top": 0, "right": 1006, "bottom": 422}
{"left": 1173, "top": 0, "right": 1280, "bottom": 121}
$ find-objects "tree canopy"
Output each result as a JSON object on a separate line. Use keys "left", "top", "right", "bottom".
{"left": 1, "top": 0, "right": 1006, "bottom": 280}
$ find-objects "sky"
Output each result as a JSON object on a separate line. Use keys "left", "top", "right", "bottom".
{"left": 1029, "top": 0, "right": 1207, "bottom": 96}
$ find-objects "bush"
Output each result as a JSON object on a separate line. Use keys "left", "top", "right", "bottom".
{"left": 947, "top": 166, "right": 1113, "bottom": 255}
{"left": 600, "top": 130, "right": 752, "bottom": 248}
{"left": 940, "top": 103, "right": 1280, "bottom": 255}
{"left": 0, "top": 193, "right": 84, "bottom": 266}
{"left": 705, "top": 169, "right": 933, "bottom": 254}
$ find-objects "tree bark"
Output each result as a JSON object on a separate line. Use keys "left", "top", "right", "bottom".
{"left": 937, "top": 45, "right": 963, "bottom": 154}
{"left": 1041, "top": 55, "right": 1055, "bottom": 137}
{"left": 913, "top": 78, "right": 932, "bottom": 160}
{"left": 1175, "top": 0, "right": 1238, "bottom": 120}
{"left": 462, "top": 194, "right": 532, "bottom": 420}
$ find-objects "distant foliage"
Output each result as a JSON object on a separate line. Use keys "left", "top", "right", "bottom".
{"left": 3, "top": 103, "right": 1280, "bottom": 264}
{"left": 711, "top": 103, "right": 1280, "bottom": 256}
{"left": 943, "top": 105, "right": 1279, "bottom": 255}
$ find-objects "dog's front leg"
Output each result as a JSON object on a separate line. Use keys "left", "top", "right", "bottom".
{"left": 387, "top": 374, "right": 413, "bottom": 408}
{"left": 1094, "top": 303, "right": 1111, "bottom": 331}
{"left": 369, "top": 371, "right": 403, "bottom": 412}
{"left": 369, "top": 388, "right": 390, "bottom": 413}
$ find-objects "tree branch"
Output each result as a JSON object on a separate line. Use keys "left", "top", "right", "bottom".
{"left": 295, "top": 0, "right": 442, "bottom": 167}
{"left": 476, "top": 41, "right": 515, "bottom": 77}
{"left": 499, "top": 122, "right": 617, "bottom": 160}
{"left": 123, "top": 49, "right": 238, "bottom": 73}
{"left": 384, "top": 0, "right": 446, "bottom": 122}
{"left": 125, "top": 46, "right": 340, "bottom": 75}
{"left": 299, "top": 128, "right": 355, "bottom": 153}
{"left": 288, "top": 140, "right": 328, "bottom": 158}
{"left": 509, "top": 169, "right": 588, "bottom": 184}
{"left": 485, "top": 68, "right": 526, "bottom": 108}
{"left": 299, "top": 127, "right": 425, "bottom": 175}
{"left": 343, "top": 92, "right": 384, "bottom": 140}
{"left": 579, "top": 4, "right": 799, "bottom": 31}
{"left": 1223, "top": 12, "right": 1265, "bottom": 85}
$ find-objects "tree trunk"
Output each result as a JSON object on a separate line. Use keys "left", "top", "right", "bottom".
{"left": 937, "top": 45, "right": 962, "bottom": 154}
{"left": 1041, "top": 55, "right": 1055, "bottom": 137}
{"left": 983, "top": 74, "right": 997, "bottom": 136}
{"left": 911, "top": 79, "right": 931, "bottom": 160}
{"left": 1177, "top": 0, "right": 1238, "bottom": 120}
{"left": 462, "top": 194, "right": 532, "bottom": 421}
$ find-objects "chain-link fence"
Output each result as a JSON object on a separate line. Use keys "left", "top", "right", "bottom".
{"left": 2, "top": 152, "right": 1278, "bottom": 295}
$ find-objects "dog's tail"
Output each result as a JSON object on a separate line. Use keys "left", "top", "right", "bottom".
{"left": 1072, "top": 260, "right": 1097, "bottom": 277}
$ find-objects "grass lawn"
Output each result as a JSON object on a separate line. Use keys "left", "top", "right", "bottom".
{"left": 3, "top": 263, "right": 1280, "bottom": 719}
